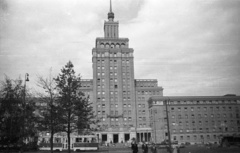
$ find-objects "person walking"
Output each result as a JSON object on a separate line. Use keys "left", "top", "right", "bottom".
{"left": 173, "top": 146, "right": 178, "bottom": 153}
{"left": 177, "top": 146, "right": 180, "bottom": 153}
{"left": 151, "top": 143, "right": 157, "bottom": 153}
{"left": 142, "top": 142, "right": 148, "bottom": 153}
{"left": 131, "top": 140, "right": 138, "bottom": 153}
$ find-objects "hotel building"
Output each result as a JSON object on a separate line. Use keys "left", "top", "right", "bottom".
{"left": 80, "top": 2, "right": 163, "bottom": 143}
{"left": 79, "top": 1, "right": 240, "bottom": 145}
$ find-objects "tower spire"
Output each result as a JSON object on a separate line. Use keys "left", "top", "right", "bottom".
{"left": 110, "top": 0, "right": 112, "bottom": 12}
{"left": 108, "top": 0, "right": 114, "bottom": 21}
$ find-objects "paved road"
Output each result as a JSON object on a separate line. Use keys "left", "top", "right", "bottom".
{"left": 2, "top": 146, "right": 240, "bottom": 153}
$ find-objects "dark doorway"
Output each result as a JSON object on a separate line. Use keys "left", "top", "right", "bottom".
{"left": 124, "top": 133, "right": 130, "bottom": 142}
{"left": 102, "top": 134, "right": 107, "bottom": 142}
{"left": 113, "top": 134, "right": 119, "bottom": 143}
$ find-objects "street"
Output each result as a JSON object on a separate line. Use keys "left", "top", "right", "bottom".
{"left": 3, "top": 145, "right": 240, "bottom": 153}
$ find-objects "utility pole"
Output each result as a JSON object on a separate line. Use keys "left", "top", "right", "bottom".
{"left": 165, "top": 98, "right": 172, "bottom": 153}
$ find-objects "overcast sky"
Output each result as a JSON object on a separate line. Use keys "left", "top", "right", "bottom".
{"left": 0, "top": 0, "right": 240, "bottom": 96}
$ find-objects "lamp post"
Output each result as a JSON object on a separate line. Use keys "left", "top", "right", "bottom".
{"left": 220, "top": 122, "right": 225, "bottom": 137}
{"left": 153, "top": 110, "right": 157, "bottom": 143}
{"left": 23, "top": 73, "right": 29, "bottom": 105}
{"left": 21, "top": 73, "right": 29, "bottom": 152}
{"left": 165, "top": 98, "right": 172, "bottom": 153}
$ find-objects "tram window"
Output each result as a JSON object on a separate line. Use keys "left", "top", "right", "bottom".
{"left": 76, "top": 138, "right": 82, "bottom": 142}
{"left": 55, "top": 138, "right": 61, "bottom": 143}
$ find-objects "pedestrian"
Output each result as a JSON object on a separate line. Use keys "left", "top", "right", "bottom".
{"left": 131, "top": 139, "right": 138, "bottom": 153}
{"left": 142, "top": 142, "right": 148, "bottom": 153}
{"left": 151, "top": 143, "right": 157, "bottom": 153}
{"left": 177, "top": 146, "right": 180, "bottom": 153}
{"left": 173, "top": 146, "right": 177, "bottom": 153}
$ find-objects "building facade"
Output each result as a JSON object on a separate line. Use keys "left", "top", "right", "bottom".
{"left": 148, "top": 96, "right": 240, "bottom": 144}
{"left": 80, "top": 3, "right": 163, "bottom": 143}
{"left": 79, "top": 2, "right": 240, "bottom": 145}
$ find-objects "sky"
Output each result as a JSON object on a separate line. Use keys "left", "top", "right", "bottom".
{"left": 0, "top": 0, "right": 240, "bottom": 96}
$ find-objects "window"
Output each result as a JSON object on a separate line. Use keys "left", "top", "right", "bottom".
{"left": 178, "top": 115, "right": 181, "bottom": 119}
{"left": 194, "top": 135, "right": 197, "bottom": 140}
{"left": 198, "top": 114, "right": 201, "bottom": 118}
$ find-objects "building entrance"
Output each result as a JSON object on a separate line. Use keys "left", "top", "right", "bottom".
{"left": 102, "top": 134, "right": 107, "bottom": 142}
{"left": 124, "top": 133, "right": 130, "bottom": 142}
{"left": 113, "top": 134, "right": 119, "bottom": 143}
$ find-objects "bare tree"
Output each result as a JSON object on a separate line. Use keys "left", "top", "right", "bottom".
{"left": 36, "top": 70, "right": 62, "bottom": 153}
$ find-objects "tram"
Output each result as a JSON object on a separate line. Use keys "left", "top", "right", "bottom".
{"left": 38, "top": 132, "right": 99, "bottom": 151}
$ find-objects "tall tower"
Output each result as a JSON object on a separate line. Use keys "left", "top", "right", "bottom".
{"left": 92, "top": 0, "right": 137, "bottom": 143}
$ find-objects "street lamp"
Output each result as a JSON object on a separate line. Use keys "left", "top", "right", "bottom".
{"left": 165, "top": 98, "right": 172, "bottom": 153}
{"left": 23, "top": 73, "right": 29, "bottom": 103}
{"left": 153, "top": 110, "right": 157, "bottom": 143}
{"left": 220, "top": 122, "right": 226, "bottom": 137}
{"left": 21, "top": 73, "right": 29, "bottom": 152}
